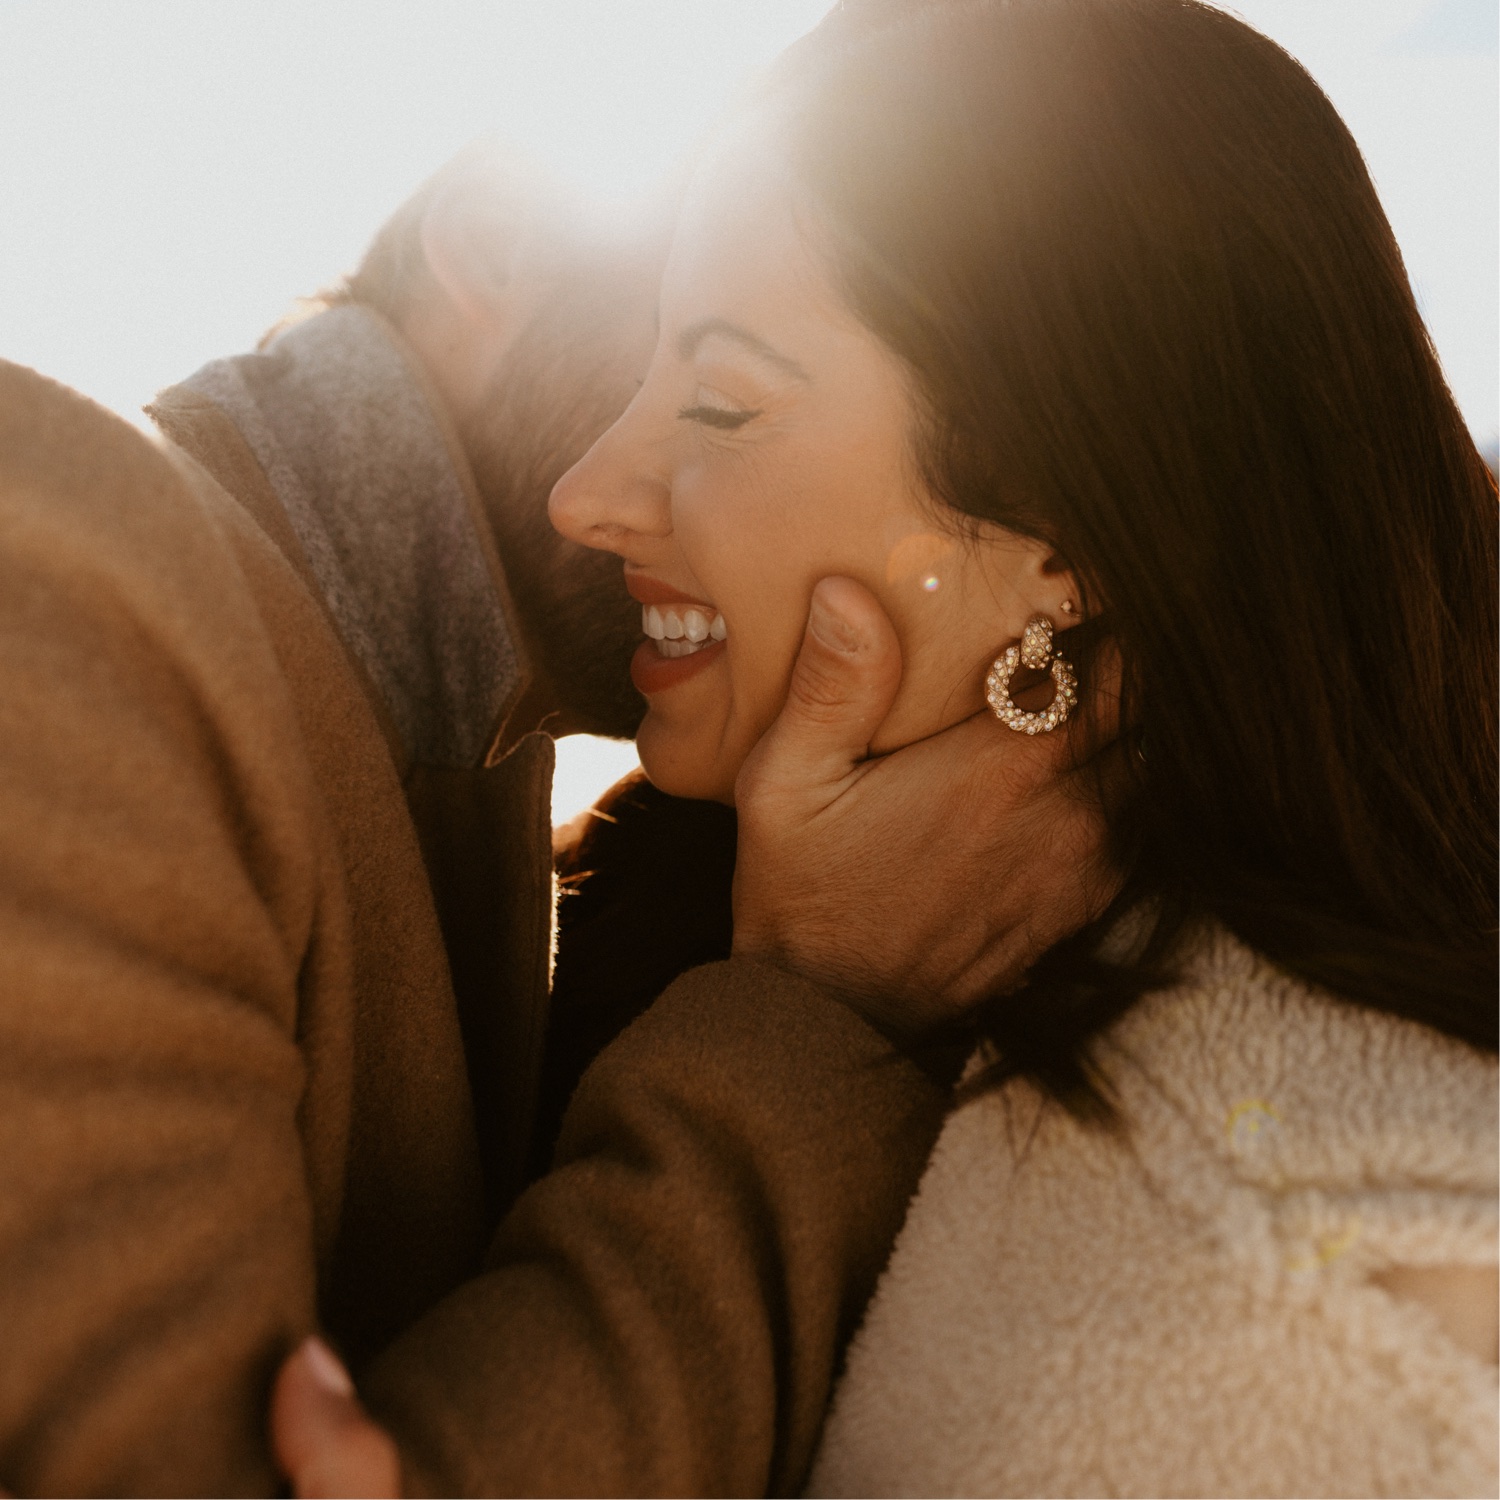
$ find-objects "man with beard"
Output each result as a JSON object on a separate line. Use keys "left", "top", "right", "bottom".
{"left": 0, "top": 147, "right": 1110, "bottom": 1495}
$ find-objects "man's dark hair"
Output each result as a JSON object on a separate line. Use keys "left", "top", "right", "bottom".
{"left": 455, "top": 266, "right": 653, "bottom": 741}
{"left": 341, "top": 147, "right": 650, "bottom": 739}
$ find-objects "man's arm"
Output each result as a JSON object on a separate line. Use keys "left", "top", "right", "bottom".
{"left": 354, "top": 580, "right": 1113, "bottom": 1495}
{"left": 276, "top": 579, "right": 1117, "bottom": 1499}
{"left": 361, "top": 958, "right": 947, "bottom": 1497}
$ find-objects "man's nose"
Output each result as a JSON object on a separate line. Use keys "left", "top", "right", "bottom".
{"left": 549, "top": 415, "right": 673, "bottom": 554}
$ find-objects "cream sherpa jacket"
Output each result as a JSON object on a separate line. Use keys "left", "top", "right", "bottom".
{"left": 809, "top": 927, "right": 1499, "bottom": 1499}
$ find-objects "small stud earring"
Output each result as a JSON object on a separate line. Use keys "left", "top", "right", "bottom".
{"left": 1058, "top": 598, "right": 1077, "bottom": 616}
{"left": 985, "top": 614, "right": 1079, "bottom": 735}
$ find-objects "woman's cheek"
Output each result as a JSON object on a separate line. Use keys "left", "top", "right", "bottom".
{"left": 672, "top": 474, "right": 800, "bottom": 640}
{"left": 673, "top": 454, "right": 882, "bottom": 746}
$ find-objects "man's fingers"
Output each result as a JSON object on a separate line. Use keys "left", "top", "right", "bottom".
{"left": 271, "top": 1337, "right": 402, "bottom": 1499}
{"left": 738, "top": 576, "right": 902, "bottom": 805}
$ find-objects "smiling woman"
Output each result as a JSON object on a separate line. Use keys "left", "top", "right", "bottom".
{"left": 550, "top": 130, "right": 1080, "bottom": 801}
{"left": 544, "top": 1, "right": 1497, "bottom": 1492}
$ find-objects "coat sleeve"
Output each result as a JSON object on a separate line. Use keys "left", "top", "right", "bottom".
{"left": 0, "top": 369, "right": 322, "bottom": 1495}
{"left": 361, "top": 957, "right": 949, "bottom": 1498}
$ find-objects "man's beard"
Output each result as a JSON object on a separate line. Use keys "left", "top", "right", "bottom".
{"left": 460, "top": 304, "right": 648, "bottom": 741}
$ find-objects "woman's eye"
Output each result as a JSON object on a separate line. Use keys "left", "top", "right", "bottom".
{"left": 677, "top": 387, "right": 762, "bottom": 431}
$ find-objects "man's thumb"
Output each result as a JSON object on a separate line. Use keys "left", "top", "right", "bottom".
{"left": 741, "top": 577, "right": 901, "bottom": 801}
{"left": 271, "top": 1338, "right": 401, "bottom": 1498}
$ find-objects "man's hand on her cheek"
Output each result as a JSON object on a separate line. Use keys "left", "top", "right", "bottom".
{"left": 732, "top": 577, "right": 1122, "bottom": 1040}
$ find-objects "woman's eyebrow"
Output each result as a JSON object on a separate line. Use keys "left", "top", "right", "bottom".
{"left": 676, "top": 317, "right": 812, "bottom": 382}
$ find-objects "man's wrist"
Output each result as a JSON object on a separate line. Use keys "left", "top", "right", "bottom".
{"left": 729, "top": 933, "right": 927, "bottom": 1048}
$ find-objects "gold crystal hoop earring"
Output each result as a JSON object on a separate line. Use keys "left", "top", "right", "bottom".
{"left": 985, "top": 614, "right": 1079, "bottom": 735}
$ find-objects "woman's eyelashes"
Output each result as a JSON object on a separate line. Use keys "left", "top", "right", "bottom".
{"left": 677, "top": 384, "right": 762, "bottom": 431}
{"left": 678, "top": 403, "right": 761, "bottom": 430}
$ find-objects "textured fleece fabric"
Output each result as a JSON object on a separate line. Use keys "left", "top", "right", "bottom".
{"left": 809, "top": 926, "right": 1499, "bottom": 1499}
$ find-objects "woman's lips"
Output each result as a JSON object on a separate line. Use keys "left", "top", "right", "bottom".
{"left": 630, "top": 637, "right": 727, "bottom": 696}
{"left": 624, "top": 573, "right": 715, "bottom": 609}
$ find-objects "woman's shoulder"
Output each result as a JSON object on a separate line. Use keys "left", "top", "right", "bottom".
{"left": 1097, "top": 921, "right": 1497, "bottom": 1200}
{"left": 931, "top": 918, "right": 1496, "bottom": 1223}
{"left": 808, "top": 922, "right": 1498, "bottom": 1499}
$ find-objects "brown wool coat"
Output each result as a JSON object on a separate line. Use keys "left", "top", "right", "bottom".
{"left": 0, "top": 355, "right": 947, "bottom": 1497}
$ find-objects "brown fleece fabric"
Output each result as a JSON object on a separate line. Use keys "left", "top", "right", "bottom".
{"left": 0, "top": 359, "right": 947, "bottom": 1496}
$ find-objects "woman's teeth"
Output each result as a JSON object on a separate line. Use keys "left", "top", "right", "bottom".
{"left": 642, "top": 604, "right": 727, "bottom": 657}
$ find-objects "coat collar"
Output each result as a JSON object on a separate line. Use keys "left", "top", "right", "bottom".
{"left": 181, "top": 304, "right": 530, "bottom": 768}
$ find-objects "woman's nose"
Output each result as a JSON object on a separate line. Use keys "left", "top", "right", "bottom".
{"left": 549, "top": 407, "right": 673, "bottom": 555}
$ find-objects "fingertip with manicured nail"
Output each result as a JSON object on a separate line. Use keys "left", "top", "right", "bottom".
{"left": 301, "top": 1336, "right": 354, "bottom": 1398}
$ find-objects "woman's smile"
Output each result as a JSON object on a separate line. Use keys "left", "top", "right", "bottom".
{"left": 625, "top": 572, "right": 729, "bottom": 694}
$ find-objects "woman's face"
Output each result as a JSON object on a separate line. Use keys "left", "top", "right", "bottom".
{"left": 550, "top": 141, "right": 1073, "bottom": 802}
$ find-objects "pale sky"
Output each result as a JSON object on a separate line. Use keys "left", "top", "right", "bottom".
{"left": 1, "top": 0, "right": 1494, "bottom": 820}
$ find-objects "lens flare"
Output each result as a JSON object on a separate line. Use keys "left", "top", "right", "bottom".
{"left": 885, "top": 531, "right": 955, "bottom": 587}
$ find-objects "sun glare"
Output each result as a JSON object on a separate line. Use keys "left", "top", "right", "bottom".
{"left": 470, "top": 1, "right": 832, "bottom": 208}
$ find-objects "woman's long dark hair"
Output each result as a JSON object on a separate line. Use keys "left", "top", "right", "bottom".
{"left": 760, "top": 0, "right": 1497, "bottom": 1105}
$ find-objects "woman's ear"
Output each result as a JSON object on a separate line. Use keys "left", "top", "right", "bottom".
{"left": 1017, "top": 542, "right": 1088, "bottom": 632}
